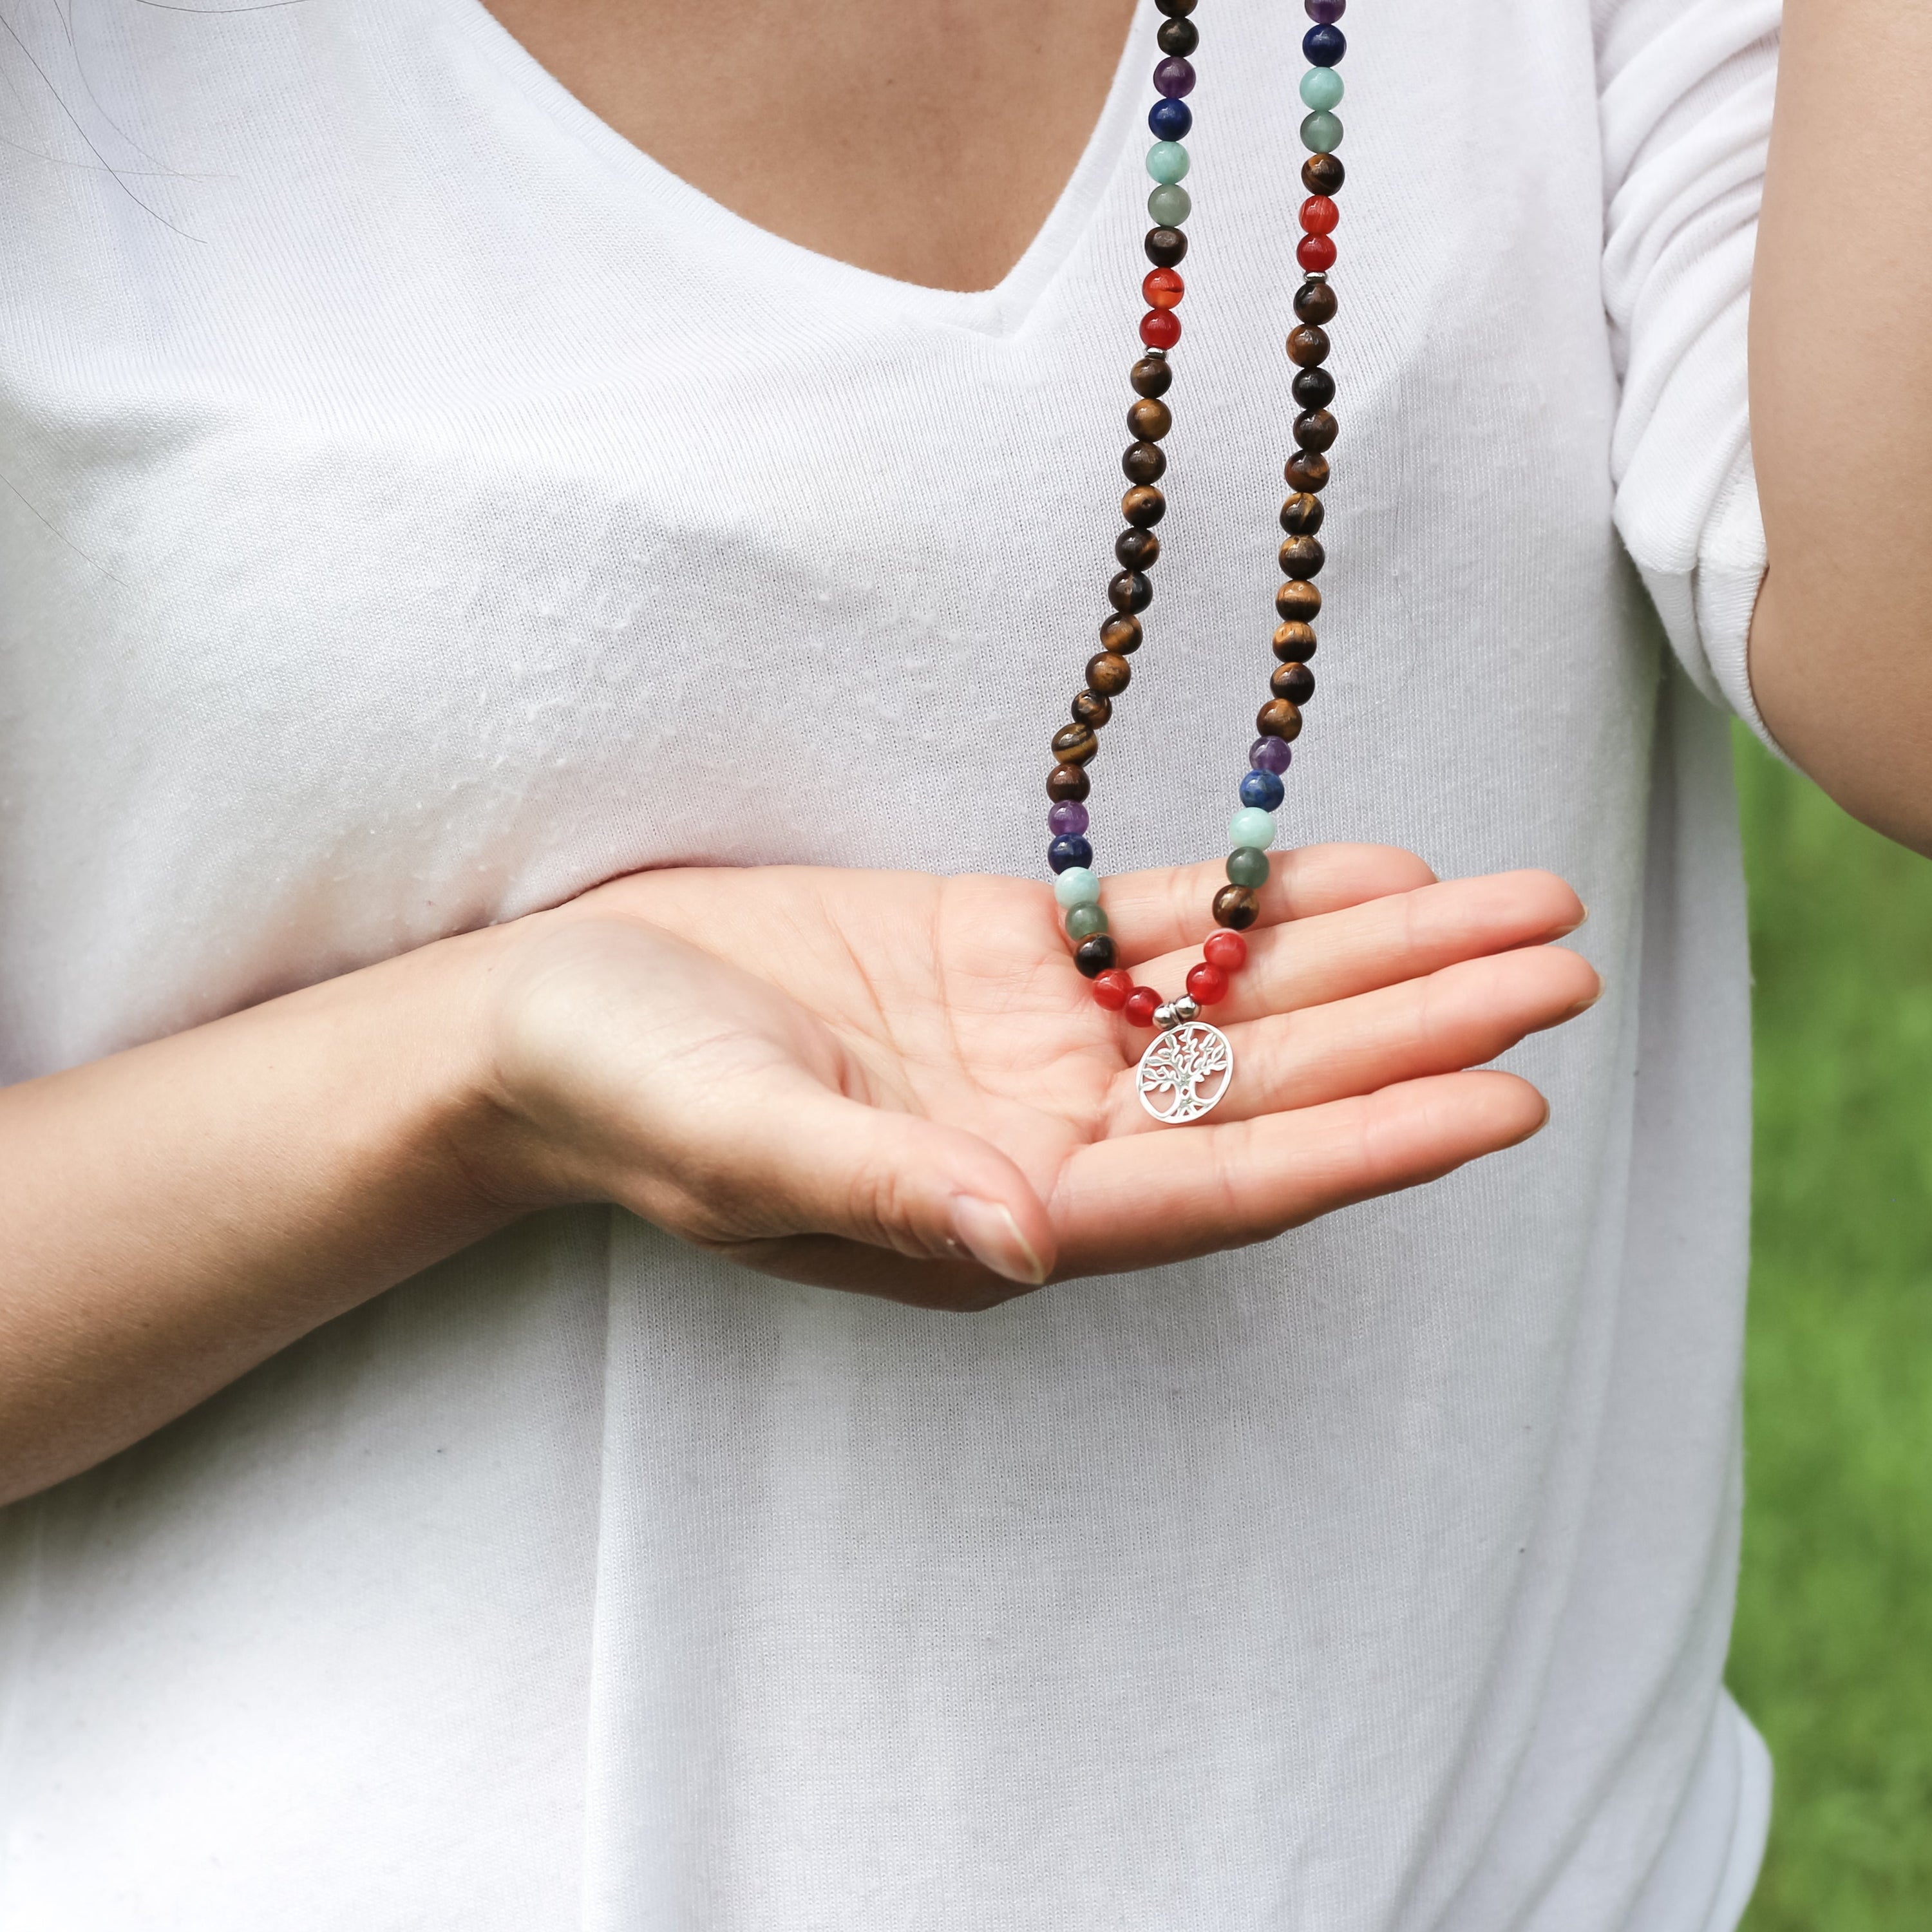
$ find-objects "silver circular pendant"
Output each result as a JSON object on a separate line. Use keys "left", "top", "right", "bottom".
{"left": 1136, "top": 1020, "right": 1235, "bottom": 1125}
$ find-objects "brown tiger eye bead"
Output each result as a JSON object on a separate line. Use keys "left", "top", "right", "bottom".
{"left": 1122, "top": 439, "right": 1167, "bottom": 485}
{"left": 1086, "top": 650, "right": 1133, "bottom": 696}
{"left": 1286, "top": 324, "right": 1331, "bottom": 368}
{"left": 1302, "top": 153, "right": 1345, "bottom": 196}
{"left": 1127, "top": 396, "right": 1173, "bottom": 440}
{"left": 1121, "top": 484, "right": 1166, "bottom": 527}
{"left": 1052, "top": 721, "right": 1099, "bottom": 764}
{"left": 1293, "top": 279, "right": 1338, "bottom": 326}
{"left": 1273, "top": 620, "right": 1318, "bottom": 661}
{"left": 1116, "top": 526, "right": 1160, "bottom": 571}
{"left": 1072, "top": 688, "right": 1113, "bottom": 728}
{"left": 1291, "top": 366, "right": 1336, "bottom": 411}
{"left": 1257, "top": 698, "right": 1304, "bottom": 740}
{"left": 1213, "top": 884, "right": 1261, "bottom": 931}
{"left": 1279, "top": 492, "right": 1325, "bottom": 536}
{"left": 1100, "top": 614, "right": 1142, "bottom": 654}
{"left": 1156, "top": 15, "right": 1199, "bottom": 54}
{"left": 1284, "top": 450, "right": 1331, "bottom": 493}
{"left": 1294, "top": 409, "right": 1338, "bottom": 454}
{"left": 1048, "top": 762, "right": 1091, "bottom": 803}
{"left": 1279, "top": 535, "right": 1324, "bottom": 580}
{"left": 1271, "top": 661, "right": 1316, "bottom": 704}
{"left": 1130, "top": 354, "right": 1173, "bottom": 399}
{"left": 1108, "top": 569, "right": 1153, "bottom": 614}
{"left": 1276, "top": 580, "right": 1322, "bottom": 623}
{"left": 1144, "top": 226, "right": 1188, "bottom": 269}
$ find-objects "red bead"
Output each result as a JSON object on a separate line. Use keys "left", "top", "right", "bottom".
{"left": 1142, "top": 267, "right": 1185, "bottom": 310}
{"left": 1092, "top": 969, "right": 1134, "bottom": 1011}
{"left": 1296, "top": 233, "right": 1337, "bottom": 273}
{"left": 1122, "top": 987, "right": 1162, "bottom": 1028}
{"left": 1300, "top": 195, "right": 1340, "bottom": 236}
{"left": 1139, "top": 308, "right": 1182, "bottom": 350}
{"left": 1186, "top": 961, "right": 1229, "bottom": 1006}
{"left": 1202, "top": 930, "right": 1248, "bottom": 972}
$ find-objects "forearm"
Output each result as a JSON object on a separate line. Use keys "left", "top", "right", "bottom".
{"left": 0, "top": 926, "right": 525, "bottom": 1505}
{"left": 1749, "top": 0, "right": 1932, "bottom": 853}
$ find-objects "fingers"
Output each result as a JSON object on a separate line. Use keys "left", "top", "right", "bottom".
{"left": 676, "top": 1072, "right": 1060, "bottom": 1293}
{"left": 1054, "top": 1070, "right": 1549, "bottom": 1276}
{"left": 719, "top": 1233, "right": 1043, "bottom": 1312}
{"left": 1137, "top": 870, "right": 1588, "bottom": 1027}
{"left": 1190, "top": 943, "right": 1598, "bottom": 1128}
{"left": 1101, "top": 842, "right": 1437, "bottom": 959}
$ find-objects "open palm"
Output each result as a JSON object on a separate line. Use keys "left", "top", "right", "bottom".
{"left": 481, "top": 844, "right": 1595, "bottom": 1309}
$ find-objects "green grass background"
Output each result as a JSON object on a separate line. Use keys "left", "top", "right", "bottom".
{"left": 1730, "top": 725, "right": 1932, "bottom": 1927}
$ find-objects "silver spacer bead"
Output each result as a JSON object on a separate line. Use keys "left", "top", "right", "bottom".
{"left": 1173, "top": 994, "right": 1201, "bottom": 1023}
{"left": 1303, "top": 270, "right": 1329, "bottom": 283}
{"left": 1153, "top": 1001, "right": 1180, "bottom": 1030}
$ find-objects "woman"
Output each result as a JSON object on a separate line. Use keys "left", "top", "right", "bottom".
{"left": 0, "top": 0, "right": 1920, "bottom": 1924}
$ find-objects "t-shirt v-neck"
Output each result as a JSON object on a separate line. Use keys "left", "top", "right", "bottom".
{"left": 439, "top": 0, "right": 1152, "bottom": 337}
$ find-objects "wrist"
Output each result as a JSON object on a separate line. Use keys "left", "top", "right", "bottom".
{"left": 424, "top": 913, "right": 599, "bottom": 1218}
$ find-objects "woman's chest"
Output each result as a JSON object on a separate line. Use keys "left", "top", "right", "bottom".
{"left": 0, "top": 0, "right": 1645, "bottom": 1068}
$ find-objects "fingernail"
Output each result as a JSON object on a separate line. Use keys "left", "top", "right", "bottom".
{"left": 1562, "top": 985, "right": 1602, "bottom": 1019}
{"left": 950, "top": 1195, "right": 1048, "bottom": 1286}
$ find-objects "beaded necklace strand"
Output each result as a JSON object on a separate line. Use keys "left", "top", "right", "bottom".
{"left": 1044, "top": 0, "right": 1348, "bottom": 1125}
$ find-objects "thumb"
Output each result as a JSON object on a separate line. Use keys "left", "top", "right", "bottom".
{"left": 727, "top": 1080, "right": 1057, "bottom": 1288}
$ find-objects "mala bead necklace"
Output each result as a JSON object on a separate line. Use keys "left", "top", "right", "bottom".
{"left": 1046, "top": 0, "right": 1349, "bottom": 1125}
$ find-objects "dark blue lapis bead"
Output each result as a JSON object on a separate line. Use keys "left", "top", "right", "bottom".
{"left": 1240, "top": 768, "right": 1286, "bottom": 811}
{"left": 1049, "top": 835, "right": 1095, "bottom": 874}
{"left": 1303, "top": 23, "right": 1347, "bottom": 65}
{"left": 1148, "top": 97, "right": 1193, "bottom": 141}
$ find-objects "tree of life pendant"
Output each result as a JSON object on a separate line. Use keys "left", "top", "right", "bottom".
{"left": 1136, "top": 1021, "right": 1235, "bottom": 1125}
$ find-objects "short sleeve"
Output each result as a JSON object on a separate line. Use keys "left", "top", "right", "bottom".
{"left": 1599, "top": 0, "right": 1782, "bottom": 750}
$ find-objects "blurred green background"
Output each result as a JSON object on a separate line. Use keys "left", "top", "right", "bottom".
{"left": 1730, "top": 725, "right": 1932, "bottom": 1928}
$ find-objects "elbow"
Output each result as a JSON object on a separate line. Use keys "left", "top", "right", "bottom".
{"left": 1747, "top": 565, "right": 1932, "bottom": 858}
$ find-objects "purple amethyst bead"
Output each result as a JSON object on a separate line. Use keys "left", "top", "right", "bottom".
{"left": 1249, "top": 737, "right": 1293, "bottom": 775}
{"left": 1305, "top": 0, "right": 1346, "bottom": 21}
{"left": 1048, "top": 800, "right": 1090, "bottom": 837}
{"left": 1153, "top": 56, "right": 1196, "bottom": 99}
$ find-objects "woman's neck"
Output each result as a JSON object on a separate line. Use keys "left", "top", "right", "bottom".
{"left": 479, "top": 0, "right": 1138, "bottom": 290}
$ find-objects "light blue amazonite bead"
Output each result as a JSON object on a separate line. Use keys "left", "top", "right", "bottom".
{"left": 1229, "top": 806, "right": 1278, "bottom": 850}
{"left": 1299, "top": 66, "right": 1344, "bottom": 111}
{"left": 1053, "top": 866, "right": 1103, "bottom": 909}
{"left": 1300, "top": 110, "right": 1343, "bottom": 153}
{"left": 1146, "top": 141, "right": 1191, "bottom": 185}
{"left": 1148, "top": 182, "right": 1193, "bottom": 226}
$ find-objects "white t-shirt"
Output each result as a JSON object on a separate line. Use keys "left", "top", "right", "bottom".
{"left": 0, "top": 0, "right": 1779, "bottom": 1926}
